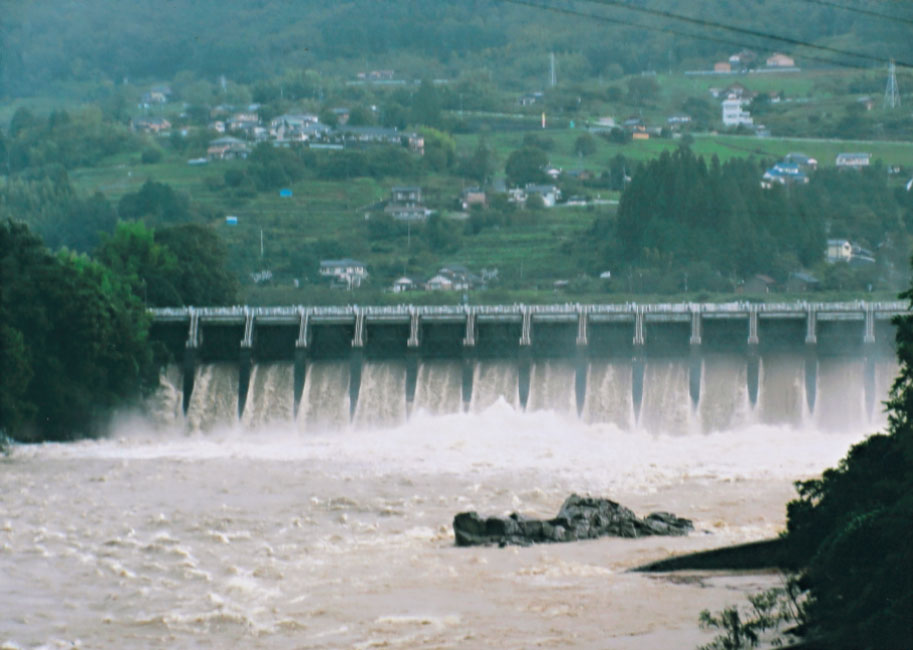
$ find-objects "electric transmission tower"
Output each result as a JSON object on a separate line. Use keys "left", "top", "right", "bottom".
{"left": 885, "top": 59, "right": 900, "bottom": 109}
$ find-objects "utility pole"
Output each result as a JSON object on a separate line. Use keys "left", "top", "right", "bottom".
{"left": 550, "top": 52, "right": 557, "bottom": 88}
{"left": 885, "top": 59, "right": 901, "bottom": 109}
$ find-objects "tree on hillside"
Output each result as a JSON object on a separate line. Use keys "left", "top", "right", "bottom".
{"left": 0, "top": 219, "right": 157, "bottom": 441}
{"left": 611, "top": 148, "right": 824, "bottom": 280}
{"left": 94, "top": 220, "right": 182, "bottom": 306}
{"left": 411, "top": 78, "right": 442, "bottom": 128}
{"left": 118, "top": 180, "right": 193, "bottom": 225}
{"left": 94, "top": 221, "right": 238, "bottom": 307}
{"left": 154, "top": 224, "right": 239, "bottom": 306}
{"left": 0, "top": 128, "right": 9, "bottom": 175}
{"left": 0, "top": 172, "right": 119, "bottom": 253}
{"left": 459, "top": 139, "right": 495, "bottom": 185}
{"left": 505, "top": 147, "right": 548, "bottom": 187}
{"left": 4, "top": 107, "right": 134, "bottom": 173}
{"left": 574, "top": 133, "right": 597, "bottom": 157}
{"left": 780, "top": 265, "right": 913, "bottom": 649}
{"left": 626, "top": 76, "right": 660, "bottom": 105}
{"left": 420, "top": 127, "right": 455, "bottom": 172}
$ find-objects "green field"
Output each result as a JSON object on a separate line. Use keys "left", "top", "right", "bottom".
{"left": 456, "top": 128, "right": 913, "bottom": 170}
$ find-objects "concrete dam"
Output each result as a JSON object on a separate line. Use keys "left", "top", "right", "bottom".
{"left": 149, "top": 302, "right": 906, "bottom": 432}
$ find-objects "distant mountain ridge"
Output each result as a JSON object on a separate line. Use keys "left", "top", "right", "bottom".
{"left": 3, "top": 0, "right": 910, "bottom": 97}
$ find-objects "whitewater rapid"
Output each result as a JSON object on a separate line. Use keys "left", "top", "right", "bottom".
{"left": 0, "top": 357, "right": 895, "bottom": 649}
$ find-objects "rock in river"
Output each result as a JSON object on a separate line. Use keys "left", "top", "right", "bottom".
{"left": 453, "top": 494, "right": 693, "bottom": 547}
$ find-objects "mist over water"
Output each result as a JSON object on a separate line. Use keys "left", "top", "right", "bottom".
{"left": 1, "top": 356, "right": 897, "bottom": 649}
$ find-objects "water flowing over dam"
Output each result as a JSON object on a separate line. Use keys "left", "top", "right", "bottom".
{"left": 4, "top": 302, "right": 907, "bottom": 649}
{"left": 149, "top": 301, "right": 903, "bottom": 433}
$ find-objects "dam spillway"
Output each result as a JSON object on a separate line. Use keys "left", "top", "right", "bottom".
{"left": 148, "top": 302, "right": 905, "bottom": 432}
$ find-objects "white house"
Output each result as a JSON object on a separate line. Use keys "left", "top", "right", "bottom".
{"left": 392, "top": 277, "right": 415, "bottom": 293}
{"left": 784, "top": 152, "right": 818, "bottom": 169}
{"left": 836, "top": 153, "right": 871, "bottom": 169}
{"left": 722, "top": 95, "right": 753, "bottom": 127}
{"left": 766, "top": 53, "right": 795, "bottom": 68}
{"left": 319, "top": 259, "right": 368, "bottom": 289}
{"left": 826, "top": 239, "right": 875, "bottom": 265}
{"left": 827, "top": 239, "right": 853, "bottom": 263}
{"left": 525, "top": 184, "right": 561, "bottom": 208}
{"left": 425, "top": 274, "right": 454, "bottom": 291}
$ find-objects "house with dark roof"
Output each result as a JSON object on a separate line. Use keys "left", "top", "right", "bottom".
{"left": 784, "top": 152, "right": 817, "bottom": 169}
{"left": 133, "top": 117, "right": 172, "bottom": 134}
{"left": 385, "top": 186, "right": 429, "bottom": 221}
{"left": 207, "top": 136, "right": 250, "bottom": 160}
{"left": 742, "top": 274, "right": 776, "bottom": 294}
{"left": 761, "top": 162, "right": 808, "bottom": 188}
{"left": 787, "top": 272, "right": 819, "bottom": 293}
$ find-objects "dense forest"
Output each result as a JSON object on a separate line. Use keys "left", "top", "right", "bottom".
{"left": 580, "top": 146, "right": 913, "bottom": 293}
{"left": 4, "top": 0, "right": 913, "bottom": 98}
{"left": 0, "top": 217, "right": 237, "bottom": 442}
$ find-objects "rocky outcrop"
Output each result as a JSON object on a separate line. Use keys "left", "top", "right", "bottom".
{"left": 453, "top": 494, "right": 693, "bottom": 547}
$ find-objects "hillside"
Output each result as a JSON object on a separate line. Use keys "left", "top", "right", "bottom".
{"left": 4, "top": 0, "right": 913, "bottom": 98}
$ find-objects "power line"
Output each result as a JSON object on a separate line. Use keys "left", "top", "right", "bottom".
{"left": 498, "top": 0, "right": 869, "bottom": 69}
{"left": 791, "top": 0, "right": 913, "bottom": 27}
{"left": 576, "top": 0, "right": 913, "bottom": 68}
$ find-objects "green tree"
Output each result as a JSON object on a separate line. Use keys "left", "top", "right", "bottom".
{"left": 780, "top": 261, "right": 913, "bottom": 648}
{"left": 574, "top": 133, "right": 597, "bottom": 157}
{"left": 94, "top": 220, "right": 182, "bottom": 306}
{"left": 118, "top": 180, "right": 193, "bottom": 224}
{"left": 505, "top": 147, "right": 548, "bottom": 187}
{"left": 411, "top": 78, "right": 441, "bottom": 127}
{"left": 420, "top": 127, "right": 455, "bottom": 172}
{"left": 459, "top": 139, "right": 494, "bottom": 185}
{"left": 94, "top": 221, "right": 238, "bottom": 307}
{"left": 0, "top": 128, "right": 8, "bottom": 175}
{"left": 0, "top": 219, "right": 157, "bottom": 441}
{"left": 626, "top": 76, "right": 660, "bottom": 104}
{"left": 154, "top": 224, "right": 238, "bottom": 305}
